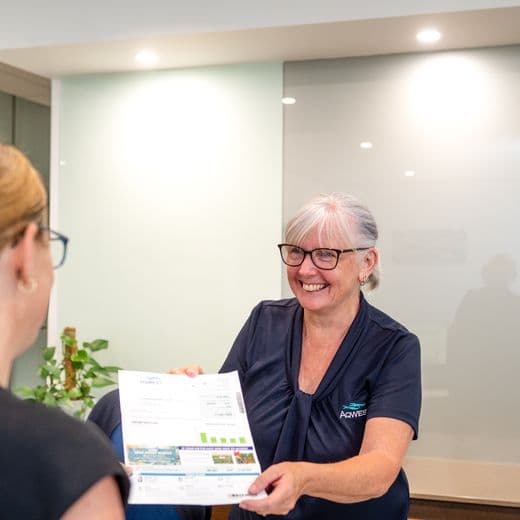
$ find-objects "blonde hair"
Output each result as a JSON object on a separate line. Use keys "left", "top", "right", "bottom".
{"left": 0, "top": 144, "right": 47, "bottom": 251}
{"left": 285, "top": 192, "right": 380, "bottom": 290}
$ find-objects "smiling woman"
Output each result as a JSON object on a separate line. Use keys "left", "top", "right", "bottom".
{"left": 278, "top": 194, "right": 379, "bottom": 323}
{"left": 174, "top": 192, "right": 422, "bottom": 520}
{"left": 217, "top": 193, "right": 421, "bottom": 520}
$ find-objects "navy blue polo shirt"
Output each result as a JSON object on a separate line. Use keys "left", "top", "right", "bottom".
{"left": 220, "top": 294, "right": 421, "bottom": 520}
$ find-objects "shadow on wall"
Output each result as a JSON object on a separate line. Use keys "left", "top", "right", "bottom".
{"left": 446, "top": 254, "right": 520, "bottom": 440}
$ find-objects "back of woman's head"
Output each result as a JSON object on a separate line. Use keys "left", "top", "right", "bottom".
{"left": 285, "top": 192, "right": 380, "bottom": 290}
{"left": 0, "top": 144, "right": 47, "bottom": 251}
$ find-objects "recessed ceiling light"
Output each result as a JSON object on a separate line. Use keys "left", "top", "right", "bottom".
{"left": 282, "top": 97, "right": 296, "bottom": 105}
{"left": 135, "top": 50, "right": 159, "bottom": 66}
{"left": 404, "top": 170, "right": 416, "bottom": 177}
{"left": 416, "top": 29, "right": 442, "bottom": 44}
{"left": 359, "top": 142, "right": 373, "bottom": 149}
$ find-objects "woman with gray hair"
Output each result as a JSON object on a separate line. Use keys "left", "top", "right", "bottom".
{"left": 175, "top": 192, "right": 421, "bottom": 520}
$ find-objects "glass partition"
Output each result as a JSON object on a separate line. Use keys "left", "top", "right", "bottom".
{"left": 283, "top": 46, "right": 520, "bottom": 474}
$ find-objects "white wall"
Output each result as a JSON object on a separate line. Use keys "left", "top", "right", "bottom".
{"left": 53, "top": 63, "right": 283, "bottom": 373}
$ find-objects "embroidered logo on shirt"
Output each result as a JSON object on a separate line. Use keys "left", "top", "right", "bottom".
{"left": 339, "top": 402, "right": 367, "bottom": 419}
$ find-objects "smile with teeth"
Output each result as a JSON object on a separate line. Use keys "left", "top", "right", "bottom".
{"left": 301, "top": 282, "right": 328, "bottom": 292}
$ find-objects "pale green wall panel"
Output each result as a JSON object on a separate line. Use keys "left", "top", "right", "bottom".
{"left": 56, "top": 63, "right": 283, "bottom": 375}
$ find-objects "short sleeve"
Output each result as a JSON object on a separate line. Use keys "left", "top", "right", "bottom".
{"left": 220, "top": 302, "right": 263, "bottom": 375}
{"left": 367, "top": 332, "right": 422, "bottom": 439}
{"left": 0, "top": 391, "right": 129, "bottom": 520}
{"left": 38, "top": 416, "right": 130, "bottom": 518}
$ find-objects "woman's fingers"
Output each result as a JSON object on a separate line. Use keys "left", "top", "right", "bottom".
{"left": 240, "top": 462, "right": 305, "bottom": 517}
{"left": 167, "top": 365, "right": 204, "bottom": 377}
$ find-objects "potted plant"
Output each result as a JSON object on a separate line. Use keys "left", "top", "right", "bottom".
{"left": 17, "top": 327, "right": 120, "bottom": 419}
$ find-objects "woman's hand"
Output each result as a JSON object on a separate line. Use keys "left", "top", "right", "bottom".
{"left": 239, "top": 462, "right": 308, "bottom": 516}
{"left": 167, "top": 365, "right": 204, "bottom": 377}
{"left": 243, "top": 418, "right": 413, "bottom": 509}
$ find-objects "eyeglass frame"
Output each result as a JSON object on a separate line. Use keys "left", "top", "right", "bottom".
{"left": 277, "top": 243, "right": 371, "bottom": 271}
{"left": 39, "top": 226, "right": 69, "bottom": 269}
{"left": 5, "top": 211, "right": 69, "bottom": 270}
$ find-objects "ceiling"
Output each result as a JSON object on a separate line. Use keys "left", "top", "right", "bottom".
{"left": 1, "top": 1, "right": 520, "bottom": 78}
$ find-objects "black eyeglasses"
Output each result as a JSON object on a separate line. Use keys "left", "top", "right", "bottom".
{"left": 39, "top": 226, "right": 69, "bottom": 269}
{"left": 277, "top": 243, "right": 370, "bottom": 271}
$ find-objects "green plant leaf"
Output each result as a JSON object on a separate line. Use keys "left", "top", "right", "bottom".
{"left": 58, "top": 397, "right": 73, "bottom": 408}
{"left": 43, "top": 347, "right": 56, "bottom": 361}
{"left": 94, "top": 365, "right": 121, "bottom": 376}
{"left": 67, "top": 388, "right": 82, "bottom": 399}
{"left": 16, "top": 386, "right": 36, "bottom": 399}
{"left": 48, "top": 366, "right": 61, "bottom": 379}
{"left": 85, "top": 368, "right": 98, "bottom": 378}
{"left": 61, "top": 334, "right": 76, "bottom": 347}
{"left": 53, "top": 389, "right": 67, "bottom": 399}
{"left": 87, "top": 357, "right": 101, "bottom": 369}
{"left": 89, "top": 339, "right": 109, "bottom": 352}
{"left": 19, "top": 328, "right": 116, "bottom": 417}
{"left": 38, "top": 365, "right": 50, "bottom": 379}
{"left": 73, "top": 408, "right": 84, "bottom": 419}
{"left": 91, "top": 376, "right": 116, "bottom": 388}
{"left": 43, "top": 393, "right": 58, "bottom": 407}
{"left": 71, "top": 350, "right": 88, "bottom": 362}
{"left": 99, "top": 365, "right": 121, "bottom": 373}
{"left": 34, "top": 386, "right": 47, "bottom": 401}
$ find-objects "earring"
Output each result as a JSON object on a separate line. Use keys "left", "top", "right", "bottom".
{"left": 18, "top": 277, "right": 38, "bottom": 294}
{"left": 359, "top": 274, "right": 368, "bottom": 287}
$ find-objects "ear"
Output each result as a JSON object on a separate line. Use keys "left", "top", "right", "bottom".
{"left": 13, "top": 223, "right": 39, "bottom": 289}
{"left": 359, "top": 247, "right": 379, "bottom": 280}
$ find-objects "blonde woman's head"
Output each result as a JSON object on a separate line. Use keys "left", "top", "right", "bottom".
{"left": 0, "top": 144, "right": 47, "bottom": 251}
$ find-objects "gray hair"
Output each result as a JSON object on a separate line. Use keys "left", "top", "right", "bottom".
{"left": 285, "top": 192, "right": 380, "bottom": 290}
